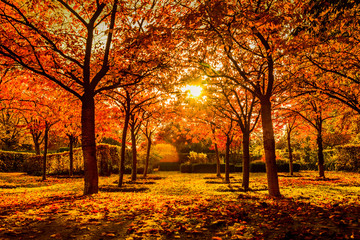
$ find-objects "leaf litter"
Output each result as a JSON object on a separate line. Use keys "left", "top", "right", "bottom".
{"left": 0, "top": 171, "right": 359, "bottom": 239}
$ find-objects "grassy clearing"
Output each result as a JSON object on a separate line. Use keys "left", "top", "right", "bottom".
{"left": 0, "top": 171, "right": 359, "bottom": 239}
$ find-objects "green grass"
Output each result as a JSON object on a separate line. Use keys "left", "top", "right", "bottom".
{"left": 0, "top": 171, "right": 359, "bottom": 239}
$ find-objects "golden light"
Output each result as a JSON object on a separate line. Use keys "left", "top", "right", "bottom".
{"left": 182, "top": 85, "right": 202, "bottom": 98}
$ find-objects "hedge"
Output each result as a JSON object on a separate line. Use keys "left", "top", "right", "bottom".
{"left": 191, "top": 163, "right": 217, "bottom": 173}
{"left": 250, "top": 160, "right": 300, "bottom": 173}
{"left": 179, "top": 161, "right": 300, "bottom": 173}
{"left": 333, "top": 145, "right": 360, "bottom": 172}
{"left": 24, "top": 144, "right": 121, "bottom": 176}
{"left": 97, "top": 144, "right": 111, "bottom": 176}
{"left": 124, "top": 167, "right": 153, "bottom": 175}
{"left": 24, "top": 148, "right": 83, "bottom": 176}
{"left": 159, "top": 162, "right": 180, "bottom": 171}
{"left": 0, "top": 144, "right": 156, "bottom": 176}
{"left": 0, "top": 150, "right": 34, "bottom": 172}
{"left": 249, "top": 161, "right": 266, "bottom": 173}
{"left": 180, "top": 163, "right": 192, "bottom": 173}
{"left": 180, "top": 163, "right": 238, "bottom": 173}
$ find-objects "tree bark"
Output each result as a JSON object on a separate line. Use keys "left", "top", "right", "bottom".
{"left": 81, "top": 94, "right": 98, "bottom": 195}
{"left": 242, "top": 131, "right": 250, "bottom": 191}
{"left": 287, "top": 128, "right": 294, "bottom": 176}
{"left": 260, "top": 98, "right": 281, "bottom": 197}
{"left": 225, "top": 135, "right": 231, "bottom": 183}
{"left": 317, "top": 129, "right": 325, "bottom": 178}
{"left": 143, "top": 137, "right": 152, "bottom": 178}
{"left": 118, "top": 112, "right": 130, "bottom": 187}
{"left": 68, "top": 134, "right": 74, "bottom": 177}
{"left": 130, "top": 122, "right": 137, "bottom": 182}
{"left": 30, "top": 128, "right": 42, "bottom": 156}
{"left": 42, "top": 123, "right": 49, "bottom": 181}
{"left": 34, "top": 139, "right": 41, "bottom": 156}
{"left": 215, "top": 143, "right": 221, "bottom": 178}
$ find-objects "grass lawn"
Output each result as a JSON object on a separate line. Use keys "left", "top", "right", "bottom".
{"left": 0, "top": 171, "right": 359, "bottom": 239}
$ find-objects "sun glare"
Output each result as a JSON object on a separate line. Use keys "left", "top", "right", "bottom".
{"left": 182, "top": 85, "right": 202, "bottom": 98}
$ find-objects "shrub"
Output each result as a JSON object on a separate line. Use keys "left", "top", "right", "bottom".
{"left": 333, "top": 145, "right": 360, "bottom": 172}
{"left": 180, "top": 163, "right": 192, "bottom": 173}
{"left": 188, "top": 151, "right": 208, "bottom": 164}
{"left": 109, "top": 145, "right": 120, "bottom": 173}
{"left": 192, "top": 163, "right": 217, "bottom": 173}
{"left": 123, "top": 167, "right": 152, "bottom": 175}
{"left": 24, "top": 148, "right": 83, "bottom": 176}
{"left": 249, "top": 160, "right": 300, "bottom": 173}
{"left": 58, "top": 147, "right": 69, "bottom": 152}
{"left": 293, "top": 163, "right": 301, "bottom": 172}
{"left": 124, "top": 167, "right": 132, "bottom": 174}
{"left": 250, "top": 161, "right": 266, "bottom": 172}
{"left": 178, "top": 153, "right": 189, "bottom": 164}
{"left": 220, "top": 164, "right": 235, "bottom": 173}
{"left": 97, "top": 144, "right": 111, "bottom": 176}
{"left": 188, "top": 163, "right": 236, "bottom": 173}
{"left": 159, "top": 162, "right": 180, "bottom": 171}
{"left": 235, "top": 165, "right": 242, "bottom": 172}
{"left": 137, "top": 166, "right": 153, "bottom": 174}
{"left": 297, "top": 149, "right": 318, "bottom": 170}
{"left": 0, "top": 150, "right": 34, "bottom": 172}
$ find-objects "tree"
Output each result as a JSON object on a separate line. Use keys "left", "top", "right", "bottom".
{"left": 181, "top": 0, "right": 302, "bottom": 196}
{"left": 207, "top": 80, "right": 260, "bottom": 190}
{"left": 140, "top": 111, "right": 161, "bottom": 178}
{"left": 57, "top": 97, "right": 81, "bottom": 177}
{"left": 17, "top": 79, "right": 64, "bottom": 180}
{"left": 107, "top": 83, "right": 159, "bottom": 185}
{"left": 293, "top": 1, "right": 360, "bottom": 119}
{"left": 0, "top": 73, "right": 26, "bottom": 151}
{"left": 286, "top": 94, "right": 337, "bottom": 178}
{"left": 129, "top": 111, "right": 142, "bottom": 181}
{"left": 0, "top": 0, "right": 120, "bottom": 194}
{"left": 285, "top": 118, "right": 298, "bottom": 176}
{"left": 0, "top": 108, "right": 24, "bottom": 150}
{"left": 138, "top": 93, "right": 166, "bottom": 178}
{"left": 0, "top": 0, "right": 172, "bottom": 194}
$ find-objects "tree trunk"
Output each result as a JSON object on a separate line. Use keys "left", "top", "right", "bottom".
{"left": 31, "top": 129, "right": 42, "bottom": 156}
{"left": 260, "top": 98, "right": 281, "bottom": 197}
{"left": 143, "top": 137, "right": 151, "bottom": 178}
{"left": 225, "top": 135, "right": 231, "bottom": 183}
{"left": 81, "top": 94, "right": 98, "bottom": 195}
{"left": 215, "top": 143, "right": 221, "bottom": 178}
{"left": 242, "top": 131, "right": 250, "bottom": 191}
{"left": 42, "top": 124, "right": 49, "bottom": 181}
{"left": 118, "top": 113, "right": 130, "bottom": 187}
{"left": 287, "top": 129, "right": 294, "bottom": 176}
{"left": 317, "top": 130, "right": 325, "bottom": 178}
{"left": 34, "top": 140, "right": 41, "bottom": 156}
{"left": 69, "top": 135, "right": 74, "bottom": 177}
{"left": 131, "top": 124, "right": 137, "bottom": 182}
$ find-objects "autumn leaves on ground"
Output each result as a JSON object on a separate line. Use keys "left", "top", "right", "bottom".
{"left": 0, "top": 171, "right": 359, "bottom": 240}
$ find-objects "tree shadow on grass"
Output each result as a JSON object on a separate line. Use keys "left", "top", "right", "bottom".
{"left": 0, "top": 213, "right": 131, "bottom": 240}
{"left": 278, "top": 173, "right": 303, "bottom": 178}
{"left": 0, "top": 194, "right": 84, "bottom": 216}
{"left": 216, "top": 184, "right": 268, "bottom": 193}
{"left": 204, "top": 176, "right": 234, "bottom": 180}
{"left": 125, "top": 181, "right": 156, "bottom": 185}
{"left": 138, "top": 175, "right": 165, "bottom": 180}
{"left": 0, "top": 184, "right": 17, "bottom": 189}
{"left": 51, "top": 175, "right": 84, "bottom": 179}
{"left": 307, "top": 177, "right": 341, "bottom": 181}
{"left": 99, "top": 185, "right": 149, "bottom": 193}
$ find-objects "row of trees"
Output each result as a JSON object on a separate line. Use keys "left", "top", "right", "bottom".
{"left": 1, "top": 0, "right": 359, "bottom": 197}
